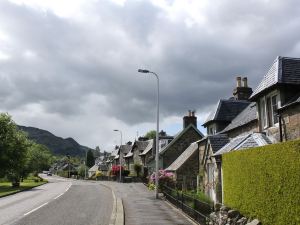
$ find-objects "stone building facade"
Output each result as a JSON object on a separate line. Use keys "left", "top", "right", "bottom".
{"left": 161, "top": 123, "right": 203, "bottom": 169}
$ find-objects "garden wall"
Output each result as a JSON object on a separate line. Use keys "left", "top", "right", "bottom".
{"left": 222, "top": 139, "right": 300, "bottom": 225}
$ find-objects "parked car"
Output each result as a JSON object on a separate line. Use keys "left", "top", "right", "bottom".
{"left": 47, "top": 172, "right": 52, "bottom": 176}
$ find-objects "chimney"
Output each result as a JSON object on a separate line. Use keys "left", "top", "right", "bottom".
{"left": 183, "top": 110, "right": 197, "bottom": 129}
{"left": 236, "top": 76, "right": 242, "bottom": 87}
{"left": 242, "top": 77, "right": 248, "bottom": 87}
{"left": 233, "top": 76, "right": 253, "bottom": 100}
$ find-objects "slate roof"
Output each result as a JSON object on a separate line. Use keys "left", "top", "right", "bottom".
{"left": 250, "top": 56, "right": 300, "bottom": 99}
{"left": 112, "top": 144, "right": 131, "bottom": 160}
{"left": 214, "top": 133, "right": 272, "bottom": 156}
{"left": 124, "top": 151, "right": 133, "bottom": 158}
{"left": 203, "top": 99, "right": 250, "bottom": 126}
{"left": 208, "top": 134, "right": 230, "bottom": 153}
{"left": 98, "top": 163, "right": 108, "bottom": 171}
{"left": 159, "top": 124, "right": 204, "bottom": 155}
{"left": 165, "top": 142, "right": 198, "bottom": 171}
{"left": 119, "top": 144, "right": 132, "bottom": 154}
{"left": 221, "top": 102, "right": 257, "bottom": 133}
{"left": 139, "top": 139, "right": 154, "bottom": 156}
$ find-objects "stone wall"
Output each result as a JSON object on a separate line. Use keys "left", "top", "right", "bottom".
{"left": 209, "top": 205, "right": 261, "bottom": 225}
{"left": 162, "top": 126, "right": 202, "bottom": 169}
{"left": 176, "top": 148, "right": 199, "bottom": 189}
{"left": 282, "top": 104, "right": 300, "bottom": 141}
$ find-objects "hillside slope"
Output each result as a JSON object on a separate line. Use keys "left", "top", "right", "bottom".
{"left": 18, "top": 125, "right": 91, "bottom": 157}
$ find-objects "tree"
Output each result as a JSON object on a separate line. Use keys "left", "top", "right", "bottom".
{"left": 144, "top": 130, "right": 156, "bottom": 139}
{"left": 26, "top": 143, "right": 54, "bottom": 176}
{"left": 86, "top": 150, "right": 94, "bottom": 168}
{"left": 0, "top": 113, "right": 29, "bottom": 186}
{"left": 77, "top": 164, "right": 88, "bottom": 178}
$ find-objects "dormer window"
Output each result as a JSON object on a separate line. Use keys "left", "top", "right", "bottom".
{"left": 259, "top": 92, "right": 279, "bottom": 128}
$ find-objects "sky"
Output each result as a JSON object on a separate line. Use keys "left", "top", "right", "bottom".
{"left": 1, "top": 0, "right": 300, "bottom": 151}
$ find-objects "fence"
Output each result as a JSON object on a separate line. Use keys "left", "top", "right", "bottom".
{"left": 162, "top": 185, "right": 215, "bottom": 225}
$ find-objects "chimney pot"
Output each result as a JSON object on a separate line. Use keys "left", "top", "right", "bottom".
{"left": 191, "top": 111, "right": 195, "bottom": 117}
{"left": 236, "top": 76, "right": 242, "bottom": 87}
{"left": 188, "top": 110, "right": 192, "bottom": 116}
{"left": 242, "top": 77, "right": 248, "bottom": 87}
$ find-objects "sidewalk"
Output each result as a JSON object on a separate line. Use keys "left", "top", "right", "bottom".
{"left": 101, "top": 181, "right": 194, "bottom": 225}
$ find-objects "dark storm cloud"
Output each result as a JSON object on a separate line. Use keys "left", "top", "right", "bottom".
{"left": 1, "top": 0, "right": 300, "bottom": 128}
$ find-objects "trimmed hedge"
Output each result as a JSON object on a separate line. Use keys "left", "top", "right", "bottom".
{"left": 223, "top": 139, "right": 300, "bottom": 225}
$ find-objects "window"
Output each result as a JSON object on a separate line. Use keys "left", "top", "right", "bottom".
{"left": 260, "top": 93, "right": 279, "bottom": 128}
{"left": 260, "top": 99, "right": 267, "bottom": 128}
{"left": 271, "top": 95, "right": 278, "bottom": 124}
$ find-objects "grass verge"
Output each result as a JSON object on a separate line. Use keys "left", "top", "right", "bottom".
{"left": 0, "top": 177, "right": 47, "bottom": 197}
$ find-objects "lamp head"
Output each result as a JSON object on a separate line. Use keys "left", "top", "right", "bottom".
{"left": 138, "top": 69, "right": 150, "bottom": 73}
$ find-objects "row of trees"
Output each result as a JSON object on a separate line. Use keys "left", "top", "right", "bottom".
{"left": 0, "top": 113, "right": 55, "bottom": 186}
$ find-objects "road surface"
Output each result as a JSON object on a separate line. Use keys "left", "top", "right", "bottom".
{"left": 0, "top": 175, "right": 113, "bottom": 225}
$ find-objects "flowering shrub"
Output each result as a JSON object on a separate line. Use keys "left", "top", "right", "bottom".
{"left": 111, "top": 165, "right": 124, "bottom": 176}
{"left": 149, "top": 170, "right": 175, "bottom": 189}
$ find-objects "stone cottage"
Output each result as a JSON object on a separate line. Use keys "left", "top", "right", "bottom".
{"left": 159, "top": 111, "right": 204, "bottom": 169}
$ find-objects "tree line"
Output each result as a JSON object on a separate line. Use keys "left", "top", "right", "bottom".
{"left": 0, "top": 113, "right": 55, "bottom": 187}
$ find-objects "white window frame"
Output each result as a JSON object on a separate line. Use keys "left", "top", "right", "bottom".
{"left": 259, "top": 90, "right": 280, "bottom": 129}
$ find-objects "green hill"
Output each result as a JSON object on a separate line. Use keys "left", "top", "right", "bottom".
{"left": 18, "top": 125, "right": 92, "bottom": 157}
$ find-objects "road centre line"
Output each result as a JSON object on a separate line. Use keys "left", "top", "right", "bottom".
{"left": 65, "top": 183, "right": 72, "bottom": 192}
{"left": 55, "top": 183, "right": 72, "bottom": 199}
{"left": 54, "top": 193, "right": 64, "bottom": 199}
{"left": 24, "top": 182, "right": 72, "bottom": 216}
{"left": 24, "top": 202, "right": 49, "bottom": 216}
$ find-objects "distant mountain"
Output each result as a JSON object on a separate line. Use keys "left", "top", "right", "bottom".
{"left": 18, "top": 125, "right": 92, "bottom": 157}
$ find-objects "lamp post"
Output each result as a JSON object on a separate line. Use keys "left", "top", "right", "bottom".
{"left": 113, "top": 129, "right": 123, "bottom": 182}
{"left": 67, "top": 154, "right": 71, "bottom": 178}
{"left": 84, "top": 150, "right": 87, "bottom": 179}
{"left": 138, "top": 69, "right": 159, "bottom": 199}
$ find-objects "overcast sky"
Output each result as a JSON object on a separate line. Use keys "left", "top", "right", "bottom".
{"left": 1, "top": 0, "right": 300, "bottom": 151}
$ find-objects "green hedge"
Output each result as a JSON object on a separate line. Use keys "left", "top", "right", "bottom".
{"left": 223, "top": 139, "right": 300, "bottom": 225}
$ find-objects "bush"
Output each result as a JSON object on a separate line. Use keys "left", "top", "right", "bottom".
{"left": 111, "top": 165, "right": 124, "bottom": 176}
{"left": 149, "top": 170, "right": 175, "bottom": 188}
{"left": 133, "top": 164, "right": 142, "bottom": 177}
{"left": 223, "top": 139, "right": 300, "bottom": 225}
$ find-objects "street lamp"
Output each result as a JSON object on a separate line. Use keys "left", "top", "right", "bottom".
{"left": 84, "top": 150, "right": 88, "bottom": 179}
{"left": 138, "top": 69, "right": 160, "bottom": 199}
{"left": 66, "top": 154, "right": 71, "bottom": 178}
{"left": 113, "top": 129, "right": 123, "bottom": 182}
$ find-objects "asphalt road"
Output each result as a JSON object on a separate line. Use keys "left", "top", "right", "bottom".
{"left": 0, "top": 175, "right": 113, "bottom": 225}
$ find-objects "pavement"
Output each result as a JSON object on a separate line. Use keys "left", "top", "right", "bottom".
{"left": 101, "top": 181, "right": 195, "bottom": 225}
{"left": 0, "top": 175, "right": 113, "bottom": 225}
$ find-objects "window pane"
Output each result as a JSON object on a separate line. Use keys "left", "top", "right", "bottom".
{"left": 267, "top": 97, "right": 272, "bottom": 126}
{"left": 260, "top": 99, "right": 267, "bottom": 127}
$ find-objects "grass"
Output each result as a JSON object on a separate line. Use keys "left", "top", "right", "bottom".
{"left": 0, "top": 177, "right": 47, "bottom": 197}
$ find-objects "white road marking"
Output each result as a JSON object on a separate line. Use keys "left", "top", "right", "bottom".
{"left": 24, "top": 202, "right": 49, "bottom": 216}
{"left": 65, "top": 183, "right": 72, "bottom": 192}
{"left": 24, "top": 182, "right": 72, "bottom": 216}
{"left": 54, "top": 193, "right": 64, "bottom": 199}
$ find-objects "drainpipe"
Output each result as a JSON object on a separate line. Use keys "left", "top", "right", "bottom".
{"left": 278, "top": 113, "right": 283, "bottom": 142}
